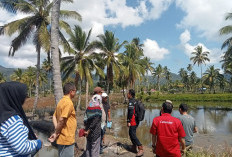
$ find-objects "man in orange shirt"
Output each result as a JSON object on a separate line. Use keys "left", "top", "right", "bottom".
{"left": 48, "top": 83, "right": 77, "bottom": 157}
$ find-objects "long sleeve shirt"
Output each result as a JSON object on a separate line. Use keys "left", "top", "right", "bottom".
{"left": 0, "top": 115, "right": 41, "bottom": 157}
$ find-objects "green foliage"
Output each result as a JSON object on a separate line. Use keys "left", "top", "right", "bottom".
{"left": 149, "top": 93, "right": 232, "bottom": 102}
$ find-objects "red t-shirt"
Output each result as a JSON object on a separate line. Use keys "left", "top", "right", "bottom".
{"left": 150, "top": 113, "right": 186, "bottom": 157}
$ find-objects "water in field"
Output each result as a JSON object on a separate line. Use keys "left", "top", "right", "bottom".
{"left": 110, "top": 102, "right": 232, "bottom": 147}
{"left": 35, "top": 102, "right": 232, "bottom": 156}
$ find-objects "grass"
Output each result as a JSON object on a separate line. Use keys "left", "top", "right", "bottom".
{"left": 137, "top": 93, "right": 232, "bottom": 102}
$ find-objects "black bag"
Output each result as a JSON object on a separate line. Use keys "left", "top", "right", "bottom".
{"left": 135, "top": 100, "right": 145, "bottom": 121}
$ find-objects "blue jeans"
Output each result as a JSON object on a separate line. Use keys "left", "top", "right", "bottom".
{"left": 58, "top": 144, "right": 74, "bottom": 157}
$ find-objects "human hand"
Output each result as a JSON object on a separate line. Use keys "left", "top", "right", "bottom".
{"left": 84, "top": 130, "right": 90, "bottom": 137}
{"left": 152, "top": 145, "right": 156, "bottom": 154}
{"left": 127, "top": 123, "right": 131, "bottom": 127}
{"left": 48, "top": 133, "right": 58, "bottom": 143}
{"left": 181, "top": 149, "right": 186, "bottom": 155}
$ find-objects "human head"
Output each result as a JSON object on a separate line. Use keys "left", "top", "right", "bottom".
{"left": 102, "top": 92, "right": 108, "bottom": 103}
{"left": 0, "top": 81, "right": 37, "bottom": 139}
{"left": 161, "top": 101, "right": 173, "bottom": 114}
{"left": 179, "top": 103, "right": 188, "bottom": 114}
{"left": 127, "top": 89, "right": 135, "bottom": 99}
{"left": 63, "top": 82, "right": 76, "bottom": 98}
{"left": 93, "top": 86, "right": 104, "bottom": 95}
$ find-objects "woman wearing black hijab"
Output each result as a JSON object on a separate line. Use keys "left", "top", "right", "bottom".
{"left": 0, "top": 82, "right": 42, "bottom": 156}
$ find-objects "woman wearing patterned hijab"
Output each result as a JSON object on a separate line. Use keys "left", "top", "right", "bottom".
{"left": 0, "top": 82, "right": 42, "bottom": 157}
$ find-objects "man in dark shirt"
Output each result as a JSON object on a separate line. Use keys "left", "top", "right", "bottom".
{"left": 127, "top": 89, "right": 143, "bottom": 157}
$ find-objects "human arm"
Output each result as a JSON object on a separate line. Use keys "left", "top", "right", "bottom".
{"left": 179, "top": 137, "right": 186, "bottom": 154}
{"left": 52, "top": 114, "right": 57, "bottom": 129}
{"left": 48, "top": 117, "right": 67, "bottom": 142}
{"left": 108, "top": 109, "right": 111, "bottom": 122}
{"left": 193, "top": 120, "right": 198, "bottom": 133}
{"left": 151, "top": 135, "right": 157, "bottom": 154}
{"left": 2, "top": 116, "right": 42, "bottom": 155}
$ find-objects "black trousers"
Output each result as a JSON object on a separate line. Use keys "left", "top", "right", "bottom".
{"left": 129, "top": 125, "right": 142, "bottom": 146}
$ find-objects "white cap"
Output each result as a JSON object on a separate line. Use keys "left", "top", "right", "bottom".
{"left": 102, "top": 92, "right": 108, "bottom": 97}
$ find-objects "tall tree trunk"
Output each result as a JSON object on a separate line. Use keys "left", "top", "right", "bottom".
{"left": 85, "top": 80, "right": 89, "bottom": 109}
{"left": 200, "top": 65, "right": 203, "bottom": 94}
{"left": 51, "top": 0, "right": 63, "bottom": 104}
{"left": 32, "top": 48, "right": 41, "bottom": 116}
{"left": 77, "top": 80, "right": 82, "bottom": 111}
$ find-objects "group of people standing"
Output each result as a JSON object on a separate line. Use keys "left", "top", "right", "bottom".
{"left": 48, "top": 83, "right": 113, "bottom": 157}
{"left": 0, "top": 81, "right": 197, "bottom": 157}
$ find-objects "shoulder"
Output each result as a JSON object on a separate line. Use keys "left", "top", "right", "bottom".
{"left": 1, "top": 115, "right": 23, "bottom": 133}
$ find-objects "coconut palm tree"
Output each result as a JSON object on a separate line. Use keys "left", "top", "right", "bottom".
{"left": 0, "top": 0, "right": 81, "bottom": 113}
{"left": 42, "top": 59, "right": 52, "bottom": 93}
{"left": 10, "top": 68, "right": 23, "bottom": 82}
{"left": 190, "top": 45, "right": 210, "bottom": 93}
{"left": 61, "top": 25, "right": 104, "bottom": 109}
{"left": 178, "top": 68, "right": 188, "bottom": 92}
{"left": 92, "top": 31, "right": 125, "bottom": 95}
{"left": 189, "top": 71, "right": 198, "bottom": 92}
{"left": 22, "top": 66, "right": 36, "bottom": 97}
{"left": 203, "top": 65, "right": 220, "bottom": 94}
{"left": 219, "top": 12, "right": 232, "bottom": 52}
{"left": 142, "top": 57, "right": 154, "bottom": 91}
{"left": 120, "top": 40, "right": 146, "bottom": 89}
{"left": 153, "top": 64, "right": 163, "bottom": 91}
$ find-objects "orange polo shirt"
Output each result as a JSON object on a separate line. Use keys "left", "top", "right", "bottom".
{"left": 54, "top": 95, "right": 77, "bottom": 145}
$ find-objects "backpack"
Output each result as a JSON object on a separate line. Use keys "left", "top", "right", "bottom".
{"left": 135, "top": 100, "right": 145, "bottom": 121}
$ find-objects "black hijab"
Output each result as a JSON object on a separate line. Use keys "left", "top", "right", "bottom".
{"left": 0, "top": 81, "right": 36, "bottom": 140}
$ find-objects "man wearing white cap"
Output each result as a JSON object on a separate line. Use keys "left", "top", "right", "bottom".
{"left": 100, "top": 92, "right": 111, "bottom": 154}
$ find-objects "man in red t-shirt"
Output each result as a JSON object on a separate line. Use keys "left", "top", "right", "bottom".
{"left": 150, "top": 101, "right": 186, "bottom": 157}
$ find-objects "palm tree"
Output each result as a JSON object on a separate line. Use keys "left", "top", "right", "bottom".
{"left": 203, "top": 65, "right": 220, "bottom": 94}
{"left": 164, "top": 67, "right": 172, "bottom": 90}
{"left": 42, "top": 59, "right": 52, "bottom": 93}
{"left": 10, "top": 68, "right": 23, "bottom": 82}
{"left": 189, "top": 71, "right": 198, "bottom": 92}
{"left": 22, "top": 66, "right": 36, "bottom": 97}
{"left": 0, "top": 0, "right": 81, "bottom": 112}
{"left": 153, "top": 64, "right": 163, "bottom": 91}
{"left": 217, "top": 74, "right": 227, "bottom": 93}
{"left": 178, "top": 68, "right": 188, "bottom": 92}
{"left": 0, "top": 72, "right": 6, "bottom": 83}
{"left": 221, "top": 50, "right": 232, "bottom": 75}
{"left": 219, "top": 12, "right": 232, "bottom": 52}
{"left": 190, "top": 45, "right": 210, "bottom": 93}
{"left": 61, "top": 25, "right": 104, "bottom": 109}
{"left": 142, "top": 57, "right": 154, "bottom": 91}
{"left": 92, "top": 31, "right": 125, "bottom": 95}
{"left": 120, "top": 40, "right": 146, "bottom": 89}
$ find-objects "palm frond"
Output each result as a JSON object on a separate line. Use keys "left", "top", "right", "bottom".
{"left": 221, "top": 36, "right": 232, "bottom": 50}
{"left": 0, "top": 16, "right": 32, "bottom": 36}
{"left": 59, "top": 20, "right": 72, "bottom": 35}
{"left": 15, "top": 0, "right": 37, "bottom": 14}
{"left": 60, "top": 10, "right": 82, "bottom": 21}
{"left": 219, "top": 25, "right": 232, "bottom": 35}
{"left": 9, "top": 21, "right": 35, "bottom": 56}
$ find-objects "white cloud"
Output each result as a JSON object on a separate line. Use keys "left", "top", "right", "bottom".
{"left": 3, "top": 57, "right": 36, "bottom": 68}
{"left": 180, "top": 29, "right": 190, "bottom": 44}
{"left": 143, "top": 39, "right": 169, "bottom": 61}
{"left": 146, "top": 0, "right": 173, "bottom": 20}
{"left": 179, "top": 30, "right": 223, "bottom": 64}
{"left": 175, "top": 0, "right": 232, "bottom": 41}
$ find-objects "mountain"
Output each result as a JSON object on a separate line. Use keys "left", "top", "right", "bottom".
{"left": 0, "top": 65, "right": 16, "bottom": 80}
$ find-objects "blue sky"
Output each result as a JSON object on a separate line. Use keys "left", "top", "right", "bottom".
{"left": 0, "top": 0, "right": 232, "bottom": 77}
